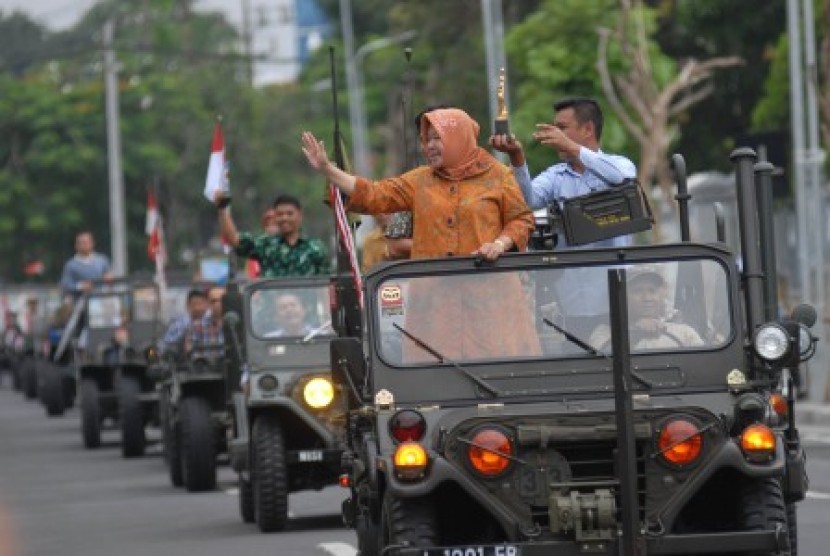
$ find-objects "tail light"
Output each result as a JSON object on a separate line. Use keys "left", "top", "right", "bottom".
{"left": 389, "top": 410, "right": 426, "bottom": 442}
{"left": 657, "top": 419, "right": 703, "bottom": 467}
{"left": 467, "top": 428, "right": 514, "bottom": 477}
{"left": 740, "top": 424, "right": 776, "bottom": 463}
{"left": 393, "top": 442, "right": 428, "bottom": 480}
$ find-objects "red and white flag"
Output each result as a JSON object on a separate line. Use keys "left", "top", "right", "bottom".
{"left": 329, "top": 184, "right": 363, "bottom": 308}
{"left": 203, "top": 120, "right": 229, "bottom": 202}
{"left": 146, "top": 189, "right": 167, "bottom": 290}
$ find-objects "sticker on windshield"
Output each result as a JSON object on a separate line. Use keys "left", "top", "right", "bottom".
{"left": 380, "top": 284, "right": 404, "bottom": 316}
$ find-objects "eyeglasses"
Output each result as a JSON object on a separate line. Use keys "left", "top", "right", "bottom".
{"left": 209, "top": 298, "right": 222, "bottom": 303}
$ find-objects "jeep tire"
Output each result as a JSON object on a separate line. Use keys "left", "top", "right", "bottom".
{"left": 379, "top": 492, "right": 438, "bottom": 551}
{"left": 160, "top": 390, "right": 183, "bottom": 487}
{"left": 21, "top": 357, "right": 38, "bottom": 400}
{"left": 42, "top": 365, "right": 65, "bottom": 417}
{"left": 239, "top": 476, "right": 255, "bottom": 523}
{"left": 180, "top": 396, "right": 216, "bottom": 492}
{"left": 738, "top": 478, "right": 791, "bottom": 556}
{"left": 252, "top": 414, "right": 288, "bottom": 532}
{"left": 120, "top": 374, "right": 145, "bottom": 458}
{"left": 81, "top": 379, "right": 101, "bottom": 448}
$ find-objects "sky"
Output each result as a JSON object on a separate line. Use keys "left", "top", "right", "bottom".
{"left": 0, "top": 0, "right": 243, "bottom": 30}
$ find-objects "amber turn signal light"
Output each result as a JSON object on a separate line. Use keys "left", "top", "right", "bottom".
{"left": 467, "top": 428, "right": 513, "bottom": 477}
{"left": 657, "top": 419, "right": 703, "bottom": 466}
{"left": 769, "top": 394, "right": 788, "bottom": 417}
{"left": 740, "top": 424, "right": 776, "bottom": 463}
{"left": 393, "top": 442, "right": 428, "bottom": 480}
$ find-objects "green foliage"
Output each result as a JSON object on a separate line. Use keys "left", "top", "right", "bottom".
{"left": 751, "top": 33, "right": 791, "bottom": 133}
{"left": 505, "top": 0, "right": 639, "bottom": 171}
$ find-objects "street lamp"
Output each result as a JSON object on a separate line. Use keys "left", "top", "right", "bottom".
{"left": 349, "top": 30, "right": 418, "bottom": 176}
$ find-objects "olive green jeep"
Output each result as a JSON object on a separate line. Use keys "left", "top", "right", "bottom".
{"left": 333, "top": 150, "right": 814, "bottom": 556}
{"left": 226, "top": 277, "right": 346, "bottom": 532}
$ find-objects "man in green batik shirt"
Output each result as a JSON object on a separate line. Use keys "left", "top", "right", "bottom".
{"left": 215, "top": 193, "right": 330, "bottom": 277}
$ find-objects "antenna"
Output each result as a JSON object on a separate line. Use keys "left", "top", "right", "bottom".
{"left": 403, "top": 46, "right": 415, "bottom": 169}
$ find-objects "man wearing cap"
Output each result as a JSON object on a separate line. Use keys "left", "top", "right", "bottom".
{"left": 589, "top": 266, "right": 704, "bottom": 351}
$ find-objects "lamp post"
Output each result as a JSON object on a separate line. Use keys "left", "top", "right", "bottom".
{"left": 350, "top": 30, "right": 418, "bottom": 176}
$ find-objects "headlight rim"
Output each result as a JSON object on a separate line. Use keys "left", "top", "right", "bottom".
{"left": 753, "top": 323, "right": 790, "bottom": 362}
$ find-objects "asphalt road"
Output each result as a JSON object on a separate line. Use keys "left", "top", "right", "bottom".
{"left": 2, "top": 384, "right": 829, "bottom": 556}
{"left": 0, "top": 386, "right": 357, "bottom": 556}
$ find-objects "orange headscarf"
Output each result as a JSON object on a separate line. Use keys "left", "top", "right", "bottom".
{"left": 421, "top": 108, "right": 494, "bottom": 181}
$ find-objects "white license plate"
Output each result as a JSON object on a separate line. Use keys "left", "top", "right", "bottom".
{"left": 422, "top": 547, "right": 520, "bottom": 556}
{"left": 297, "top": 450, "right": 323, "bottom": 462}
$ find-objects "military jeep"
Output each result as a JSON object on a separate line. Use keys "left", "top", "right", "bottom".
{"left": 158, "top": 317, "right": 233, "bottom": 492}
{"left": 333, "top": 149, "right": 813, "bottom": 556}
{"left": 71, "top": 279, "right": 162, "bottom": 456}
{"left": 226, "top": 277, "right": 346, "bottom": 532}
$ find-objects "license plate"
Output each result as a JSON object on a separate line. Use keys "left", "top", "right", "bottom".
{"left": 297, "top": 450, "right": 323, "bottom": 462}
{"left": 421, "top": 546, "right": 520, "bottom": 556}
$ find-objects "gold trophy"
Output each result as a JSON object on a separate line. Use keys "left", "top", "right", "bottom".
{"left": 494, "top": 67, "right": 510, "bottom": 137}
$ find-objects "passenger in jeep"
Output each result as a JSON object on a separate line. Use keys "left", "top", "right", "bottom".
{"left": 589, "top": 266, "right": 704, "bottom": 351}
{"left": 264, "top": 293, "right": 314, "bottom": 338}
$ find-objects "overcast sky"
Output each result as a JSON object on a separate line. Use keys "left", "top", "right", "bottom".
{"left": 0, "top": 0, "right": 241, "bottom": 30}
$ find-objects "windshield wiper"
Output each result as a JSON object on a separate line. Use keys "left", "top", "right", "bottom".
{"left": 392, "top": 323, "right": 500, "bottom": 397}
{"left": 302, "top": 319, "right": 333, "bottom": 343}
{"left": 541, "top": 318, "right": 653, "bottom": 389}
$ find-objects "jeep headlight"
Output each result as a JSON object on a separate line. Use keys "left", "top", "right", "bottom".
{"left": 303, "top": 377, "right": 334, "bottom": 409}
{"left": 753, "top": 324, "right": 789, "bottom": 361}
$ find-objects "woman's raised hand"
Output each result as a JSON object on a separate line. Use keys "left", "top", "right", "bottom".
{"left": 301, "top": 131, "right": 330, "bottom": 173}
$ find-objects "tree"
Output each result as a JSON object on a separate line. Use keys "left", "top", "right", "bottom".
{"left": 597, "top": 0, "right": 742, "bottom": 200}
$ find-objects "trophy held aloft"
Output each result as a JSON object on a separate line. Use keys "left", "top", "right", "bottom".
{"left": 494, "top": 67, "right": 510, "bottom": 137}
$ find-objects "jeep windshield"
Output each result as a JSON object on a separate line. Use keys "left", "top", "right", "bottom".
{"left": 249, "top": 284, "right": 334, "bottom": 341}
{"left": 374, "top": 258, "right": 732, "bottom": 367}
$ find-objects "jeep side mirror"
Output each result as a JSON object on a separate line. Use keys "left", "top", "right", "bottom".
{"left": 330, "top": 337, "right": 369, "bottom": 404}
{"left": 791, "top": 304, "right": 817, "bottom": 328}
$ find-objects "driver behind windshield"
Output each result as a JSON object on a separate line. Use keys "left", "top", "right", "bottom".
{"left": 264, "top": 293, "right": 314, "bottom": 338}
{"left": 589, "top": 266, "right": 703, "bottom": 351}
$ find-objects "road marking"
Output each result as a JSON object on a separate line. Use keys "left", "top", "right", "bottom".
{"left": 225, "top": 487, "right": 239, "bottom": 496}
{"left": 318, "top": 542, "right": 358, "bottom": 556}
{"left": 807, "top": 491, "right": 830, "bottom": 500}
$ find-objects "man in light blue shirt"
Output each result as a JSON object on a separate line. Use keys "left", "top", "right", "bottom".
{"left": 491, "top": 98, "right": 638, "bottom": 338}
{"left": 491, "top": 97, "right": 637, "bottom": 248}
{"left": 60, "top": 231, "right": 112, "bottom": 297}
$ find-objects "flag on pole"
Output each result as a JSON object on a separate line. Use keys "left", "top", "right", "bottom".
{"left": 329, "top": 184, "right": 363, "bottom": 308}
{"left": 146, "top": 189, "right": 161, "bottom": 260}
{"left": 203, "top": 119, "right": 230, "bottom": 202}
{"left": 146, "top": 189, "right": 167, "bottom": 291}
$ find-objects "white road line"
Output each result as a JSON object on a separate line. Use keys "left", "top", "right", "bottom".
{"left": 807, "top": 491, "right": 830, "bottom": 500}
{"left": 317, "top": 542, "right": 358, "bottom": 556}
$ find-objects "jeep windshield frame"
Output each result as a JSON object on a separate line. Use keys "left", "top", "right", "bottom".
{"left": 363, "top": 244, "right": 745, "bottom": 404}
{"left": 245, "top": 277, "right": 335, "bottom": 343}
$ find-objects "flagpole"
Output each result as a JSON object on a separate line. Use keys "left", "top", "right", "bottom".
{"left": 328, "top": 46, "right": 363, "bottom": 338}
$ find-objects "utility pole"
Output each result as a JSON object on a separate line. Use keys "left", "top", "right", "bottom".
{"left": 338, "top": 0, "right": 369, "bottom": 176}
{"left": 481, "top": 0, "right": 508, "bottom": 161}
{"left": 788, "top": 0, "right": 827, "bottom": 401}
{"left": 241, "top": 0, "right": 254, "bottom": 85}
{"left": 103, "top": 20, "right": 127, "bottom": 277}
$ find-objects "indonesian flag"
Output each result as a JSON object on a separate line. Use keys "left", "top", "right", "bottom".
{"left": 329, "top": 184, "right": 363, "bottom": 308}
{"left": 146, "top": 189, "right": 167, "bottom": 290}
{"left": 203, "top": 120, "right": 229, "bottom": 202}
{"left": 146, "top": 189, "right": 161, "bottom": 261}
{"left": 23, "top": 260, "right": 45, "bottom": 276}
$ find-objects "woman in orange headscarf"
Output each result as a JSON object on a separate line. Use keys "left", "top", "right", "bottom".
{"left": 301, "top": 108, "right": 539, "bottom": 361}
